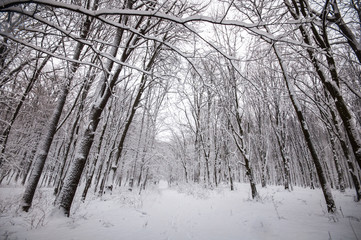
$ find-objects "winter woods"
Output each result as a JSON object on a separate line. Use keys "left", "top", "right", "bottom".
{"left": 0, "top": 0, "right": 360, "bottom": 216}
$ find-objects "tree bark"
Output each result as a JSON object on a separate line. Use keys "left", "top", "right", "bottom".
{"left": 21, "top": 83, "right": 69, "bottom": 211}
{"left": 328, "top": 0, "right": 361, "bottom": 63}
{"left": 21, "top": 12, "right": 93, "bottom": 212}
{"left": 55, "top": 11, "right": 163, "bottom": 215}
{"left": 285, "top": 0, "right": 361, "bottom": 175}
{"left": 0, "top": 54, "right": 51, "bottom": 166}
{"left": 56, "top": 90, "right": 110, "bottom": 215}
{"left": 81, "top": 102, "right": 111, "bottom": 201}
{"left": 273, "top": 44, "right": 336, "bottom": 213}
{"left": 330, "top": 105, "right": 361, "bottom": 201}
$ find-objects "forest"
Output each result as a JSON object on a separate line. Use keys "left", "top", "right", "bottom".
{"left": 0, "top": 0, "right": 361, "bottom": 239}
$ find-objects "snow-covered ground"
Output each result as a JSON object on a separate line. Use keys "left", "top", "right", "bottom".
{"left": 1, "top": 182, "right": 360, "bottom": 240}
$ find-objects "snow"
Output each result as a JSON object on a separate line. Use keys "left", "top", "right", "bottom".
{"left": 2, "top": 0, "right": 316, "bottom": 50}
{"left": 1, "top": 183, "right": 360, "bottom": 240}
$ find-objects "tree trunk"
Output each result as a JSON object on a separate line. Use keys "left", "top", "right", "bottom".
{"left": 285, "top": 0, "right": 361, "bottom": 174}
{"left": 227, "top": 67, "right": 259, "bottom": 199}
{"left": 56, "top": 94, "right": 108, "bottom": 216}
{"left": 55, "top": 11, "right": 157, "bottom": 213}
{"left": 273, "top": 44, "right": 336, "bottom": 213}
{"left": 81, "top": 103, "right": 111, "bottom": 201}
{"left": 107, "top": 47, "right": 160, "bottom": 191}
{"left": 0, "top": 53, "right": 52, "bottom": 166}
{"left": 21, "top": 84, "right": 69, "bottom": 211}
{"left": 330, "top": 134, "right": 345, "bottom": 192}
{"left": 329, "top": 0, "right": 361, "bottom": 63}
{"left": 330, "top": 106, "right": 361, "bottom": 201}
{"left": 20, "top": 11, "right": 93, "bottom": 211}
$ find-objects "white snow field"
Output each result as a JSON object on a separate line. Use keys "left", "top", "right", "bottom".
{"left": 1, "top": 181, "right": 360, "bottom": 240}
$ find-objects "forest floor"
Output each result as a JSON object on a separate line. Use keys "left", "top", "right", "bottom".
{"left": 0, "top": 182, "right": 360, "bottom": 240}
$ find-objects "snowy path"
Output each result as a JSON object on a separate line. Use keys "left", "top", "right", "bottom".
{"left": 1, "top": 183, "right": 361, "bottom": 240}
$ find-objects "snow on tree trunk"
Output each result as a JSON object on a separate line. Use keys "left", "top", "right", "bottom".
{"left": 273, "top": 44, "right": 336, "bottom": 213}
{"left": 330, "top": 0, "right": 361, "bottom": 64}
{"left": 56, "top": 20, "right": 151, "bottom": 212}
{"left": 81, "top": 103, "right": 111, "bottom": 201}
{"left": 0, "top": 54, "right": 51, "bottom": 166}
{"left": 21, "top": 84, "right": 69, "bottom": 212}
{"left": 56, "top": 95, "right": 107, "bottom": 216}
{"left": 20, "top": 10, "right": 93, "bottom": 211}
{"left": 285, "top": 0, "right": 361, "bottom": 179}
{"left": 330, "top": 108, "right": 361, "bottom": 201}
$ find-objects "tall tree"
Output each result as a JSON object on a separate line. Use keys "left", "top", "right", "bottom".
{"left": 21, "top": 1, "right": 96, "bottom": 212}
{"left": 272, "top": 43, "right": 336, "bottom": 213}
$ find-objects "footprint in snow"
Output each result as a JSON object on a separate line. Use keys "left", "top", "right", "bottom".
{"left": 102, "top": 221, "right": 114, "bottom": 228}
{"left": 136, "top": 210, "right": 147, "bottom": 216}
